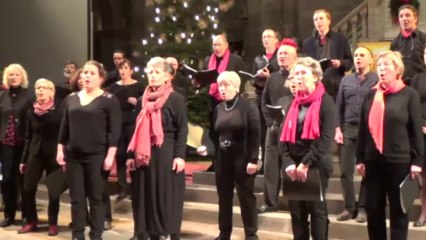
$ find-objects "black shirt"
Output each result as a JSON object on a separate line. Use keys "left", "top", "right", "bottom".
{"left": 335, "top": 72, "right": 379, "bottom": 126}
{"left": 59, "top": 92, "right": 122, "bottom": 155}
{"left": 251, "top": 50, "right": 280, "bottom": 95}
{"left": 356, "top": 87, "right": 424, "bottom": 167}
{"left": 108, "top": 82, "right": 144, "bottom": 124}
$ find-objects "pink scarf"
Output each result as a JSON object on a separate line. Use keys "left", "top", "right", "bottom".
{"left": 401, "top": 29, "right": 413, "bottom": 38}
{"left": 208, "top": 49, "right": 230, "bottom": 101}
{"left": 33, "top": 99, "right": 54, "bottom": 116}
{"left": 127, "top": 84, "right": 174, "bottom": 167}
{"left": 280, "top": 82, "right": 325, "bottom": 143}
{"left": 368, "top": 80, "right": 405, "bottom": 153}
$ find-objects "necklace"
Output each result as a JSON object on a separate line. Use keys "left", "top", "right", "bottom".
{"left": 224, "top": 96, "right": 239, "bottom": 111}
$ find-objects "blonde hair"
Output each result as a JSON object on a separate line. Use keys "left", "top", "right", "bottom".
{"left": 34, "top": 78, "right": 56, "bottom": 99}
{"left": 291, "top": 57, "right": 323, "bottom": 80}
{"left": 2, "top": 63, "right": 29, "bottom": 88}
{"left": 314, "top": 9, "right": 331, "bottom": 21}
{"left": 375, "top": 51, "right": 405, "bottom": 77}
{"left": 217, "top": 71, "right": 241, "bottom": 93}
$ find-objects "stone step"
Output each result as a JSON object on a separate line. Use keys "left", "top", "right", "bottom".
{"left": 185, "top": 184, "right": 422, "bottom": 220}
{"left": 183, "top": 201, "right": 426, "bottom": 240}
{"left": 193, "top": 171, "right": 361, "bottom": 195}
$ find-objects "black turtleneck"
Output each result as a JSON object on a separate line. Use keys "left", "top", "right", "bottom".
{"left": 261, "top": 69, "right": 292, "bottom": 127}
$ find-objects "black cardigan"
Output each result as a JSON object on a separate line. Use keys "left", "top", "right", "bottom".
{"left": 356, "top": 87, "right": 424, "bottom": 167}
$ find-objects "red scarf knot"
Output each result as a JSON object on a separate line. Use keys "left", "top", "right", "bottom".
{"left": 208, "top": 49, "right": 231, "bottom": 101}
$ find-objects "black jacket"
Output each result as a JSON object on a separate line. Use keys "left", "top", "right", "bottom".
{"left": 356, "top": 87, "right": 424, "bottom": 167}
{"left": 0, "top": 87, "right": 32, "bottom": 144}
{"left": 303, "top": 30, "right": 353, "bottom": 99}
{"left": 390, "top": 30, "right": 426, "bottom": 84}
{"left": 21, "top": 106, "right": 62, "bottom": 163}
{"left": 251, "top": 50, "right": 280, "bottom": 95}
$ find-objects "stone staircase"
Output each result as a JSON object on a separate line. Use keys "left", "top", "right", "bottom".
{"left": 184, "top": 157, "right": 426, "bottom": 239}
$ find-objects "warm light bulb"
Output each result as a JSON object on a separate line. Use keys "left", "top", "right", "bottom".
{"left": 206, "top": 6, "right": 211, "bottom": 12}
{"left": 142, "top": 39, "right": 148, "bottom": 45}
{"left": 194, "top": 15, "right": 200, "bottom": 21}
{"left": 187, "top": 38, "right": 192, "bottom": 44}
{"left": 134, "top": 66, "right": 140, "bottom": 72}
{"left": 158, "top": 39, "right": 163, "bottom": 45}
{"left": 155, "top": 8, "right": 160, "bottom": 14}
{"left": 181, "top": 33, "right": 186, "bottom": 38}
{"left": 155, "top": 17, "right": 160, "bottom": 22}
{"left": 172, "top": 16, "right": 177, "bottom": 21}
{"left": 183, "top": 2, "right": 188, "bottom": 8}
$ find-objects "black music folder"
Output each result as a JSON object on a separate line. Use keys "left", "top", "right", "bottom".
{"left": 44, "top": 167, "right": 69, "bottom": 200}
{"left": 319, "top": 58, "right": 332, "bottom": 71}
{"left": 282, "top": 169, "right": 323, "bottom": 201}
{"left": 182, "top": 64, "right": 219, "bottom": 88}
{"left": 265, "top": 104, "right": 284, "bottom": 123}
{"left": 400, "top": 174, "right": 421, "bottom": 213}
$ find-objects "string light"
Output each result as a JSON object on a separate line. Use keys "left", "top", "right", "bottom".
{"left": 214, "top": 8, "right": 219, "bottom": 13}
{"left": 187, "top": 38, "right": 192, "bottom": 44}
{"left": 158, "top": 39, "right": 163, "bottom": 45}
{"left": 181, "top": 33, "right": 186, "bottom": 38}
{"left": 213, "top": 23, "right": 218, "bottom": 29}
{"left": 150, "top": 33, "right": 155, "bottom": 38}
{"left": 155, "top": 8, "right": 160, "bottom": 14}
{"left": 206, "top": 6, "right": 211, "bottom": 12}
{"left": 155, "top": 17, "right": 160, "bottom": 22}
{"left": 183, "top": 2, "right": 188, "bottom": 8}
{"left": 194, "top": 15, "right": 200, "bottom": 21}
{"left": 172, "top": 16, "right": 177, "bottom": 21}
{"left": 134, "top": 66, "right": 140, "bottom": 72}
{"left": 141, "top": 39, "right": 148, "bottom": 45}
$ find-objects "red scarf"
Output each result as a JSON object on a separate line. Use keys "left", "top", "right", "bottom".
{"left": 127, "top": 84, "right": 174, "bottom": 167}
{"left": 280, "top": 82, "right": 325, "bottom": 143}
{"left": 208, "top": 49, "right": 230, "bottom": 101}
{"left": 401, "top": 29, "right": 413, "bottom": 38}
{"left": 33, "top": 99, "right": 54, "bottom": 116}
{"left": 368, "top": 80, "right": 405, "bottom": 154}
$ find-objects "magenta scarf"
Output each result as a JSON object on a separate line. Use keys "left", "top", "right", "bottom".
{"left": 208, "top": 49, "right": 230, "bottom": 101}
{"left": 33, "top": 99, "right": 54, "bottom": 116}
{"left": 127, "top": 84, "right": 174, "bottom": 167}
{"left": 280, "top": 82, "right": 325, "bottom": 143}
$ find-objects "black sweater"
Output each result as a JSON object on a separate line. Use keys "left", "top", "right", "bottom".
{"left": 261, "top": 70, "right": 292, "bottom": 127}
{"left": 279, "top": 93, "right": 336, "bottom": 172}
{"left": 59, "top": 92, "right": 122, "bottom": 155}
{"left": 21, "top": 106, "right": 62, "bottom": 163}
{"left": 356, "top": 87, "right": 424, "bottom": 167}
{"left": 410, "top": 72, "right": 426, "bottom": 125}
{"left": 251, "top": 50, "right": 280, "bottom": 95}
{"left": 212, "top": 96, "right": 260, "bottom": 163}
{"left": 108, "top": 82, "right": 145, "bottom": 124}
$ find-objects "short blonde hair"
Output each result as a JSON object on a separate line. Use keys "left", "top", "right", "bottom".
{"left": 314, "top": 9, "right": 331, "bottom": 21}
{"left": 2, "top": 64, "right": 29, "bottom": 88}
{"left": 217, "top": 71, "right": 241, "bottom": 93}
{"left": 375, "top": 51, "right": 405, "bottom": 77}
{"left": 291, "top": 57, "right": 323, "bottom": 80}
{"left": 34, "top": 78, "right": 56, "bottom": 99}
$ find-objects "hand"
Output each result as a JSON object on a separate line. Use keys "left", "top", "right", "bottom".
{"left": 172, "top": 157, "right": 185, "bottom": 173}
{"left": 196, "top": 145, "right": 208, "bottom": 156}
{"left": 191, "top": 79, "right": 201, "bottom": 88}
{"left": 126, "top": 159, "right": 136, "bottom": 172}
{"left": 256, "top": 67, "right": 270, "bottom": 78}
{"left": 56, "top": 151, "right": 66, "bottom": 172}
{"left": 19, "top": 164, "right": 26, "bottom": 174}
{"left": 356, "top": 163, "right": 365, "bottom": 177}
{"left": 296, "top": 163, "right": 309, "bottom": 182}
{"left": 103, "top": 156, "right": 114, "bottom": 171}
{"left": 127, "top": 97, "right": 137, "bottom": 106}
{"left": 422, "top": 126, "right": 426, "bottom": 135}
{"left": 334, "top": 127, "right": 343, "bottom": 144}
{"left": 331, "top": 59, "right": 341, "bottom": 68}
{"left": 411, "top": 165, "right": 422, "bottom": 179}
{"left": 285, "top": 164, "right": 297, "bottom": 181}
{"left": 246, "top": 162, "right": 257, "bottom": 175}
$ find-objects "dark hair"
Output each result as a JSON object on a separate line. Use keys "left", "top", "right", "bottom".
{"left": 83, "top": 60, "right": 107, "bottom": 80}
{"left": 118, "top": 58, "right": 134, "bottom": 69}
{"left": 68, "top": 68, "right": 83, "bottom": 92}
{"left": 113, "top": 50, "right": 126, "bottom": 57}
{"left": 165, "top": 62, "right": 175, "bottom": 76}
{"left": 262, "top": 27, "right": 282, "bottom": 40}
{"left": 64, "top": 60, "right": 78, "bottom": 68}
{"left": 398, "top": 4, "right": 418, "bottom": 17}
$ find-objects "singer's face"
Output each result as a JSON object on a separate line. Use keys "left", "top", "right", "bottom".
{"left": 63, "top": 63, "right": 77, "bottom": 78}
{"left": 313, "top": 11, "right": 330, "bottom": 33}
{"left": 212, "top": 36, "right": 228, "bottom": 58}
{"left": 119, "top": 63, "right": 133, "bottom": 80}
{"left": 293, "top": 65, "right": 317, "bottom": 94}
{"left": 146, "top": 66, "right": 167, "bottom": 87}
{"left": 376, "top": 57, "right": 398, "bottom": 89}
{"left": 218, "top": 79, "right": 238, "bottom": 101}
{"left": 399, "top": 8, "right": 417, "bottom": 32}
{"left": 354, "top": 47, "right": 372, "bottom": 71}
{"left": 81, "top": 64, "right": 103, "bottom": 90}
{"left": 262, "top": 29, "right": 278, "bottom": 49}
{"left": 277, "top": 45, "right": 297, "bottom": 70}
{"left": 7, "top": 68, "right": 23, "bottom": 88}
{"left": 35, "top": 81, "right": 53, "bottom": 102}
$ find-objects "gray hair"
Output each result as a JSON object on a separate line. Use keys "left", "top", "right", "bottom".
{"left": 291, "top": 57, "right": 323, "bottom": 79}
{"left": 217, "top": 71, "right": 241, "bottom": 93}
{"left": 147, "top": 56, "right": 174, "bottom": 75}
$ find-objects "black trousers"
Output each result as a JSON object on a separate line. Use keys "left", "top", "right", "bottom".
{"left": 263, "top": 126, "right": 282, "bottom": 208}
{"left": 116, "top": 123, "right": 133, "bottom": 195}
{"left": 288, "top": 169, "right": 329, "bottom": 240}
{"left": 255, "top": 95, "right": 266, "bottom": 163}
{"left": 365, "top": 159, "right": 410, "bottom": 240}
{"left": 22, "top": 153, "right": 59, "bottom": 224}
{"left": 67, "top": 154, "right": 107, "bottom": 240}
{"left": 215, "top": 145, "right": 258, "bottom": 239}
{"left": 0, "top": 144, "right": 23, "bottom": 221}
{"left": 339, "top": 123, "right": 366, "bottom": 212}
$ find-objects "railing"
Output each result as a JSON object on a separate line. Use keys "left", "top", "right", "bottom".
{"left": 332, "top": 0, "right": 368, "bottom": 49}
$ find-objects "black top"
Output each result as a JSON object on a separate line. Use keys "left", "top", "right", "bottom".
{"left": 108, "top": 81, "right": 145, "bottom": 124}
{"left": 261, "top": 69, "right": 292, "bottom": 127}
{"left": 131, "top": 92, "right": 188, "bottom": 159}
{"left": 21, "top": 106, "right": 62, "bottom": 163}
{"left": 410, "top": 71, "right": 426, "bottom": 125}
{"left": 303, "top": 30, "right": 353, "bottom": 99}
{"left": 356, "top": 87, "right": 424, "bottom": 167}
{"left": 212, "top": 96, "right": 260, "bottom": 163}
{"left": 59, "top": 92, "right": 122, "bottom": 155}
{"left": 251, "top": 50, "right": 280, "bottom": 95}
{"left": 390, "top": 30, "right": 426, "bottom": 84}
{"left": 203, "top": 53, "right": 245, "bottom": 92}
{"left": 279, "top": 93, "right": 336, "bottom": 171}
{"left": 335, "top": 72, "right": 379, "bottom": 126}
{"left": 104, "top": 70, "right": 119, "bottom": 88}
{"left": 0, "top": 87, "right": 32, "bottom": 143}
